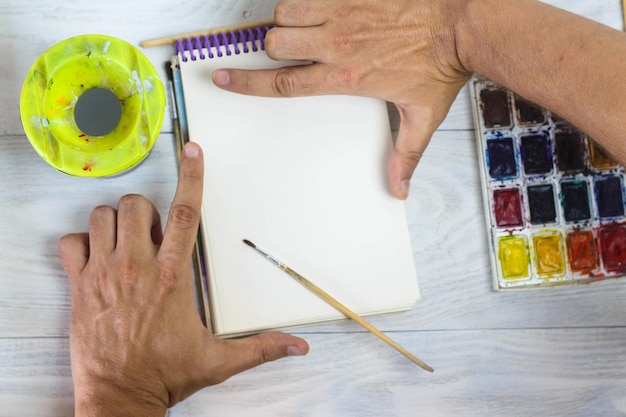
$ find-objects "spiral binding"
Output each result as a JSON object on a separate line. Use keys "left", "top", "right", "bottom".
{"left": 175, "top": 25, "right": 274, "bottom": 62}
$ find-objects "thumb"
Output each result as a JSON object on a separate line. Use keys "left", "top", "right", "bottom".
{"left": 206, "top": 332, "right": 309, "bottom": 385}
{"left": 388, "top": 103, "right": 438, "bottom": 200}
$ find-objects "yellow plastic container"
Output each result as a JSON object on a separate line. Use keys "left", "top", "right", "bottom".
{"left": 20, "top": 34, "right": 165, "bottom": 176}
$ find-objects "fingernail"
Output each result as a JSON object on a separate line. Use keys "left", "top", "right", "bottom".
{"left": 399, "top": 179, "right": 410, "bottom": 198}
{"left": 287, "top": 345, "right": 305, "bottom": 356}
{"left": 184, "top": 143, "right": 200, "bottom": 158}
{"left": 213, "top": 70, "right": 230, "bottom": 87}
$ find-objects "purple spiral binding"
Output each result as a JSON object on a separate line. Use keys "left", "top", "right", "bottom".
{"left": 175, "top": 25, "right": 274, "bottom": 62}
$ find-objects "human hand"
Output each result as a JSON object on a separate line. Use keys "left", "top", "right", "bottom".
{"left": 58, "top": 142, "right": 309, "bottom": 416}
{"left": 213, "top": 0, "right": 470, "bottom": 199}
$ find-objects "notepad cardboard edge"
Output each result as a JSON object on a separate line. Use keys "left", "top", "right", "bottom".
{"left": 169, "top": 58, "right": 214, "bottom": 332}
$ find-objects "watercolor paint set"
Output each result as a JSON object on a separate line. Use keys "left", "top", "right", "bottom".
{"left": 470, "top": 75, "right": 626, "bottom": 290}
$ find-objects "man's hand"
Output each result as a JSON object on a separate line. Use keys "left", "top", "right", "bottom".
{"left": 59, "top": 142, "right": 309, "bottom": 416}
{"left": 212, "top": 0, "right": 470, "bottom": 199}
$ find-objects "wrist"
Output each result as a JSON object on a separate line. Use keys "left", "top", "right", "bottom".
{"left": 449, "top": 0, "right": 489, "bottom": 75}
{"left": 427, "top": 0, "right": 472, "bottom": 77}
{"left": 74, "top": 381, "right": 167, "bottom": 417}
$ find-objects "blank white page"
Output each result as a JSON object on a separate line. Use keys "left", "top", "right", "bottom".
{"left": 179, "top": 46, "right": 419, "bottom": 336}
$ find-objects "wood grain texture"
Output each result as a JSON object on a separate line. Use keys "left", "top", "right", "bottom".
{"left": 3, "top": 330, "right": 626, "bottom": 417}
{"left": 1, "top": 0, "right": 626, "bottom": 416}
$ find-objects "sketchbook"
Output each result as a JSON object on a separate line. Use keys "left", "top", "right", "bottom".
{"left": 169, "top": 23, "right": 419, "bottom": 337}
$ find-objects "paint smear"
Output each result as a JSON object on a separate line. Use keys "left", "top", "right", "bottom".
{"left": 487, "top": 138, "right": 517, "bottom": 179}
{"left": 555, "top": 131, "right": 586, "bottom": 173}
{"left": 560, "top": 180, "right": 591, "bottom": 222}
{"left": 533, "top": 231, "right": 565, "bottom": 277}
{"left": 521, "top": 133, "right": 553, "bottom": 175}
{"left": 493, "top": 188, "right": 523, "bottom": 228}
{"left": 599, "top": 226, "right": 626, "bottom": 273}
{"left": 595, "top": 175, "right": 624, "bottom": 219}
{"left": 566, "top": 230, "right": 598, "bottom": 274}
{"left": 480, "top": 88, "right": 511, "bottom": 128}
{"left": 588, "top": 139, "right": 617, "bottom": 170}
{"left": 498, "top": 235, "right": 529, "bottom": 279}
{"left": 527, "top": 183, "right": 557, "bottom": 225}
{"left": 515, "top": 96, "right": 545, "bottom": 125}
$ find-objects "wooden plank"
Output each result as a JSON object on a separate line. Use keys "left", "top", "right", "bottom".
{"left": 4, "top": 130, "right": 626, "bottom": 338}
{"left": 2, "top": 1, "right": 626, "bottom": 416}
{"left": 2, "top": 329, "right": 626, "bottom": 417}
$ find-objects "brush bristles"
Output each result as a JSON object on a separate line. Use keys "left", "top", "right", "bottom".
{"left": 242, "top": 239, "right": 256, "bottom": 249}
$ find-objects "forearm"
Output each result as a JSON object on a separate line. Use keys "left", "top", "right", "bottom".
{"left": 455, "top": 0, "right": 626, "bottom": 161}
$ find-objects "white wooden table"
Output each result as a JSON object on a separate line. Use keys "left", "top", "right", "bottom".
{"left": 1, "top": 1, "right": 625, "bottom": 416}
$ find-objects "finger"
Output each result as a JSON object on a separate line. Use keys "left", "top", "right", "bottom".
{"left": 274, "top": 0, "right": 331, "bottom": 27}
{"left": 388, "top": 104, "right": 437, "bottom": 200}
{"left": 159, "top": 142, "right": 204, "bottom": 267}
{"left": 205, "top": 332, "right": 309, "bottom": 385}
{"left": 265, "top": 27, "right": 323, "bottom": 61}
{"left": 88, "top": 205, "right": 117, "bottom": 255}
{"left": 58, "top": 233, "right": 90, "bottom": 280}
{"left": 213, "top": 63, "right": 338, "bottom": 98}
{"left": 116, "top": 194, "right": 162, "bottom": 254}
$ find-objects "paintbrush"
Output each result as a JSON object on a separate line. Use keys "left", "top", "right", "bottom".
{"left": 140, "top": 19, "right": 275, "bottom": 48}
{"left": 242, "top": 239, "right": 434, "bottom": 373}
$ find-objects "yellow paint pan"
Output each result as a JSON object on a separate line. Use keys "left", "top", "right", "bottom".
{"left": 20, "top": 34, "right": 165, "bottom": 176}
